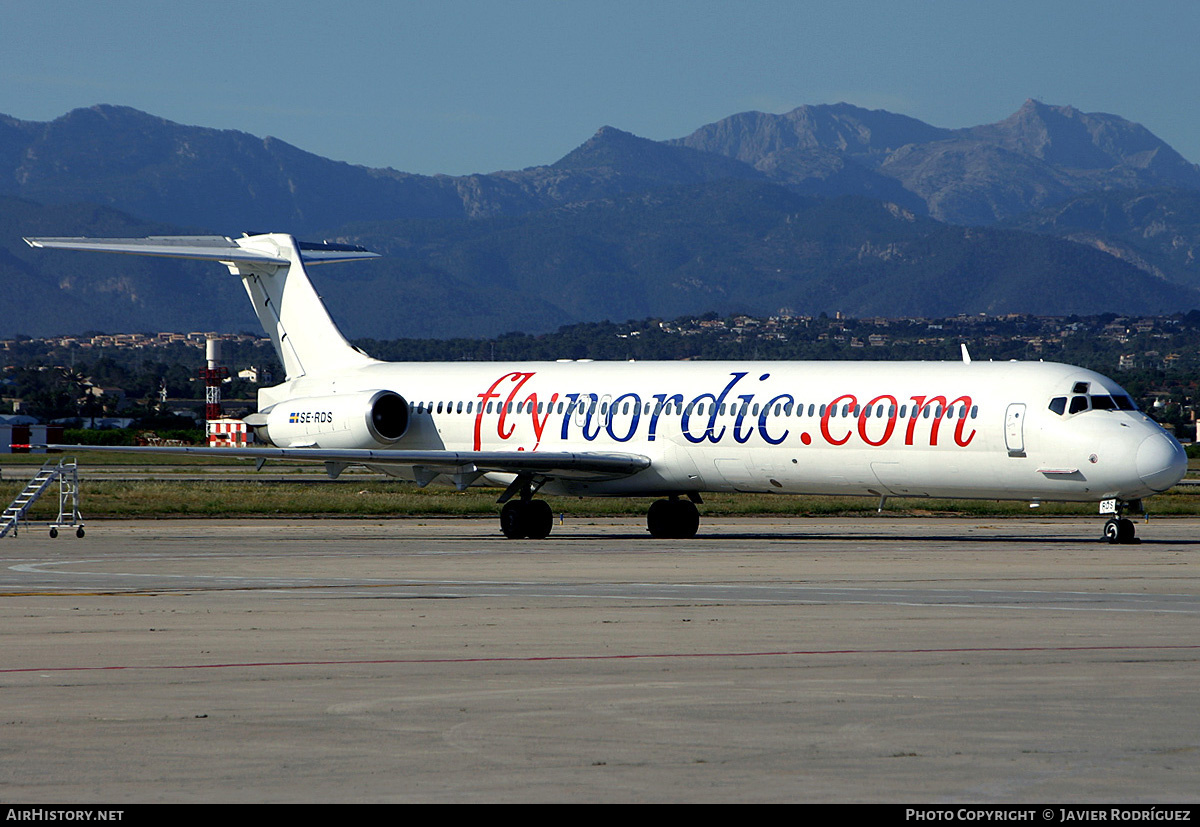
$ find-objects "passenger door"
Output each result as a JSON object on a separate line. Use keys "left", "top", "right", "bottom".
{"left": 1004, "top": 403, "right": 1026, "bottom": 456}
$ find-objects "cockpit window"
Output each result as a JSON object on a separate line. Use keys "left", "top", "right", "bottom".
{"left": 1054, "top": 391, "right": 1138, "bottom": 416}
{"left": 1072, "top": 382, "right": 1090, "bottom": 394}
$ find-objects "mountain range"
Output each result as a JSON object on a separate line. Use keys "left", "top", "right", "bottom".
{"left": 2, "top": 100, "right": 1199, "bottom": 338}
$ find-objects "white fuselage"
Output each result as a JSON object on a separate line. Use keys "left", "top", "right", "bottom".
{"left": 258, "top": 358, "right": 1187, "bottom": 503}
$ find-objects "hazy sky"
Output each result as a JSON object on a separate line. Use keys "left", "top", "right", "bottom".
{"left": 3, "top": 1, "right": 1197, "bottom": 176}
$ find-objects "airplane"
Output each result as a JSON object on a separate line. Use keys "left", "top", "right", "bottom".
{"left": 23, "top": 232, "right": 1189, "bottom": 544}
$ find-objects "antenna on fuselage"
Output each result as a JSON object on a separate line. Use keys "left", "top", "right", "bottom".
{"left": 960, "top": 343, "right": 972, "bottom": 364}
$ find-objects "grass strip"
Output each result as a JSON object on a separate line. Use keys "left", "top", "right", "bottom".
{"left": 3, "top": 478, "right": 1198, "bottom": 519}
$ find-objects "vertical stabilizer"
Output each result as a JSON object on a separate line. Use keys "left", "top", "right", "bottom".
{"left": 229, "top": 234, "right": 375, "bottom": 380}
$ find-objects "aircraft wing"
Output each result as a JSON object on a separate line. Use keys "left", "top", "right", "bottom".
{"left": 46, "top": 444, "right": 651, "bottom": 483}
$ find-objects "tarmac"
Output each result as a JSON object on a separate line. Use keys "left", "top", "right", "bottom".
{"left": 0, "top": 515, "right": 1197, "bottom": 803}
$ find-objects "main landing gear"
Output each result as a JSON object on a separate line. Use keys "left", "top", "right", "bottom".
{"left": 500, "top": 499, "right": 553, "bottom": 540}
{"left": 646, "top": 495, "right": 700, "bottom": 539}
{"left": 1101, "top": 499, "right": 1141, "bottom": 545}
{"left": 497, "top": 478, "right": 703, "bottom": 541}
{"left": 497, "top": 474, "right": 554, "bottom": 539}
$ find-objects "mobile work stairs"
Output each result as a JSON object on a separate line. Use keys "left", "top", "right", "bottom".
{"left": 1, "top": 457, "right": 85, "bottom": 539}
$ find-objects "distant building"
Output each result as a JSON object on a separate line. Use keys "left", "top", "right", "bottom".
{"left": 237, "top": 365, "right": 273, "bottom": 384}
{"left": 86, "top": 386, "right": 127, "bottom": 408}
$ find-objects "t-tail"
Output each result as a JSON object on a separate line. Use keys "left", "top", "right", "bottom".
{"left": 23, "top": 233, "right": 378, "bottom": 381}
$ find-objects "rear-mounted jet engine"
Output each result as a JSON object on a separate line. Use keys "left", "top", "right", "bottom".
{"left": 255, "top": 390, "right": 408, "bottom": 449}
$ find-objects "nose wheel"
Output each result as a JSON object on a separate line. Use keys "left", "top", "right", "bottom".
{"left": 1102, "top": 516, "right": 1137, "bottom": 544}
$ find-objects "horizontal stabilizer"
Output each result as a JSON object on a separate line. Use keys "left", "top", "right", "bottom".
{"left": 25, "top": 235, "right": 288, "bottom": 264}
{"left": 23, "top": 235, "right": 379, "bottom": 266}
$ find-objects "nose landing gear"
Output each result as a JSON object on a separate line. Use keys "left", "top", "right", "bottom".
{"left": 1100, "top": 498, "right": 1142, "bottom": 544}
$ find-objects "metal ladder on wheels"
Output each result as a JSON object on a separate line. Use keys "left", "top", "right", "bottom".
{"left": 1, "top": 457, "right": 85, "bottom": 539}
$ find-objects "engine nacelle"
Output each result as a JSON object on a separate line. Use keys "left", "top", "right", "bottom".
{"left": 256, "top": 390, "right": 409, "bottom": 449}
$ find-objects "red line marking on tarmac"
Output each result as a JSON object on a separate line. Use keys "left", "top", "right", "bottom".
{"left": 3, "top": 644, "right": 1199, "bottom": 674}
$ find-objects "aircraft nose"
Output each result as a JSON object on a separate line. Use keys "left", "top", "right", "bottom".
{"left": 1136, "top": 432, "right": 1188, "bottom": 492}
